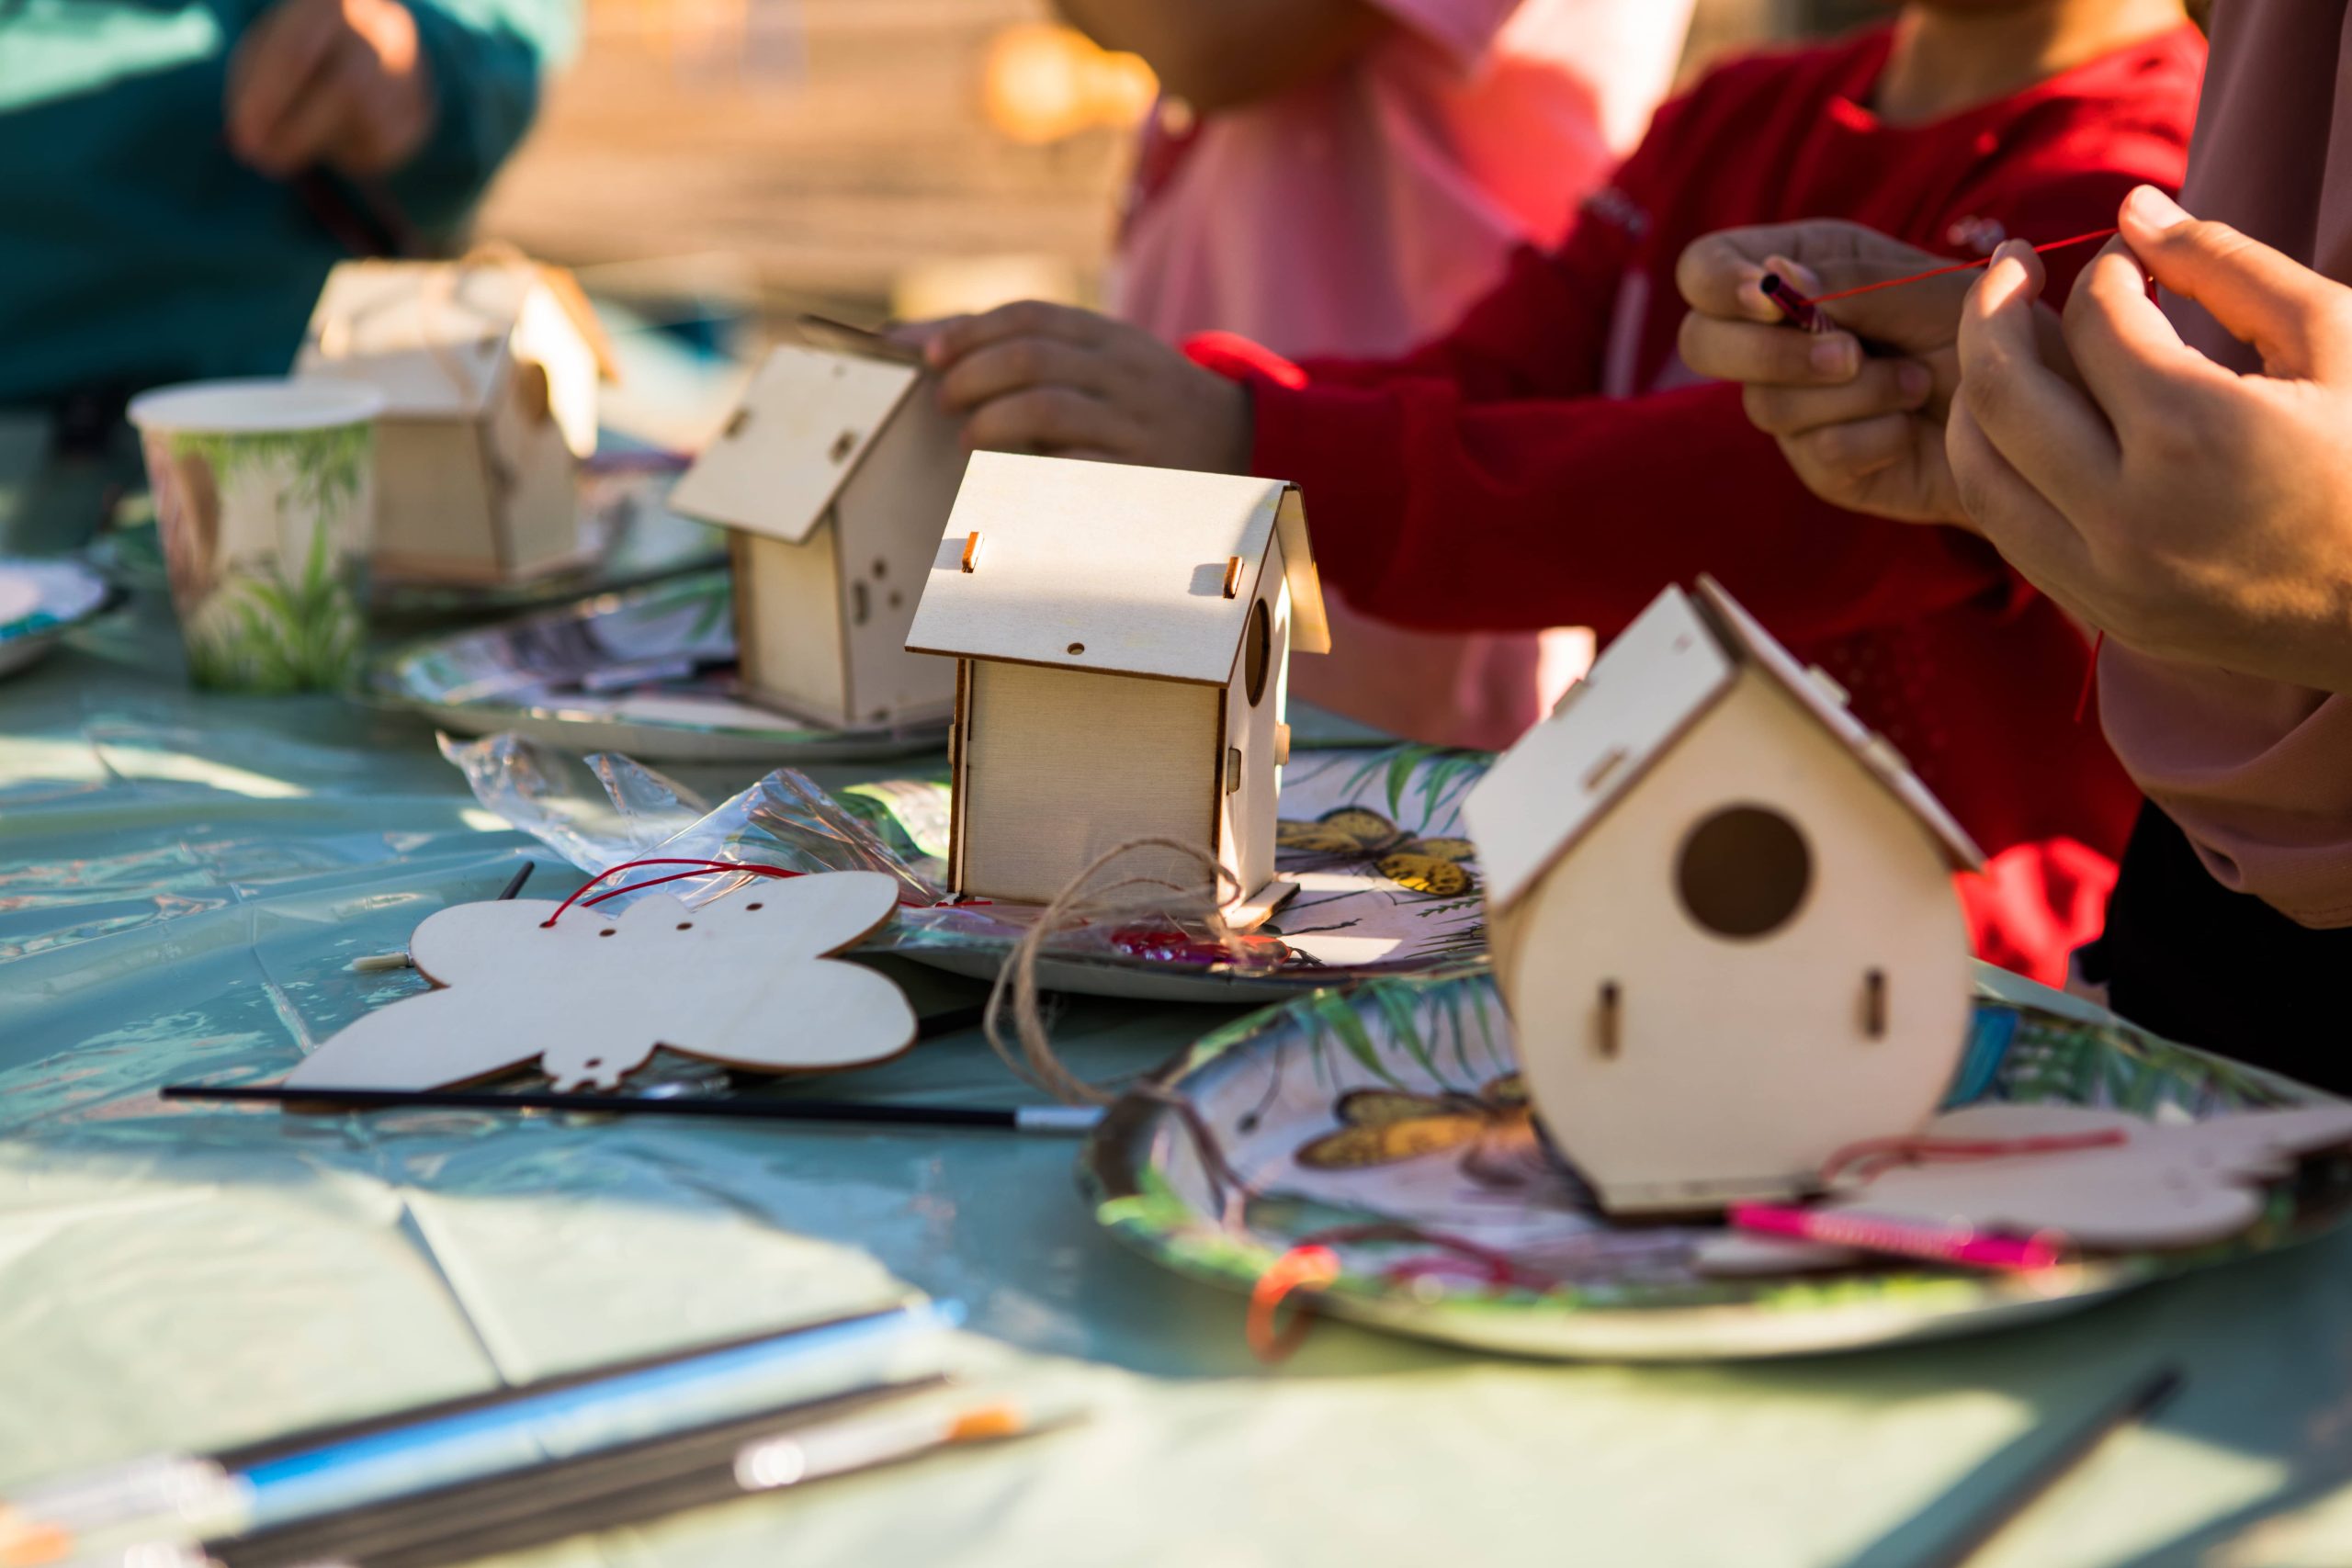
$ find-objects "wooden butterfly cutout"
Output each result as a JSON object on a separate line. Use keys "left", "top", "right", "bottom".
{"left": 286, "top": 872, "right": 915, "bottom": 1093}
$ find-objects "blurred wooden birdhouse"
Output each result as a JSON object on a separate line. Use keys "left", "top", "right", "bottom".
{"left": 668, "top": 339, "right": 964, "bottom": 728}
{"left": 1464, "top": 577, "right": 1984, "bottom": 1216}
{"left": 295, "top": 257, "right": 612, "bottom": 584}
{"left": 905, "top": 453, "right": 1330, "bottom": 916}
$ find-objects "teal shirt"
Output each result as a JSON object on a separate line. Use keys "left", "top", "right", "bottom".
{"left": 0, "top": 0, "right": 578, "bottom": 406}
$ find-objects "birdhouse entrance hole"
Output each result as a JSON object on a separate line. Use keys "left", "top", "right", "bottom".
{"left": 1244, "top": 599, "right": 1271, "bottom": 705}
{"left": 1675, "top": 805, "right": 1811, "bottom": 940}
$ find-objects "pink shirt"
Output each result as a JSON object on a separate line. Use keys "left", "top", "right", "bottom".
{"left": 1109, "top": 0, "right": 1691, "bottom": 749}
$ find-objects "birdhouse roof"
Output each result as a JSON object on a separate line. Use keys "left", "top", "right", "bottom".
{"left": 294, "top": 259, "right": 614, "bottom": 419}
{"left": 904, "top": 453, "right": 1331, "bottom": 685}
{"left": 1466, "top": 576, "right": 1983, "bottom": 912}
{"left": 667, "top": 344, "right": 927, "bottom": 546}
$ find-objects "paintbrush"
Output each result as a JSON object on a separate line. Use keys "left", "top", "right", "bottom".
{"left": 161, "top": 1081, "right": 1101, "bottom": 1134}
{"left": 347, "top": 863, "right": 534, "bottom": 973}
{"left": 186, "top": 1388, "right": 1073, "bottom": 1568}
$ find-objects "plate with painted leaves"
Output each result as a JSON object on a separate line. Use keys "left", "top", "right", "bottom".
{"left": 1083, "top": 968, "right": 2352, "bottom": 1359}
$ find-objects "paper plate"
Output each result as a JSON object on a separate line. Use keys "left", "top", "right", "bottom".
{"left": 372, "top": 571, "right": 950, "bottom": 764}
{"left": 0, "top": 558, "right": 113, "bottom": 679}
{"left": 869, "top": 746, "right": 1493, "bottom": 999}
{"left": 91, "top": 470, "right": 724, "bottom": 619}
{"left": 1083, "top": 971, "right": 2352, "bottom": 1360}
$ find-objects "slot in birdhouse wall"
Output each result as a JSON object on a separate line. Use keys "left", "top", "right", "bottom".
{"left": 1217, "top": 539, "right": 1292, "bottom": 903}
{"left": 953, "top": 660, "right": 1222, "bottom": 904}
{"left": 833, "top": 400, "right": 962, "bottom": 726}
{"left": 1502, "top": 667, "right": 1973, "bottom": 1213}
{"left": 734, "top": 525, "right": 849, "bottom": 724}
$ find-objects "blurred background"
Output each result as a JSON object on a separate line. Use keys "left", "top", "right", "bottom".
{"left": 483, "top": 0, "right": 1878, "bottom": 377}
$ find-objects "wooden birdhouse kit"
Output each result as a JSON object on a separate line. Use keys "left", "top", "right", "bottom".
{"left": 294, "top": 257, "right": 612, "bottom": 584}
{"left": 1464, "top": 577, "right": 1984, "bottom": 1216}
{"left": 905, "top": 452, "right": 1330, "bottom": 914}
{"left": 668, "top": 340, "right": 964, "bottom": 728}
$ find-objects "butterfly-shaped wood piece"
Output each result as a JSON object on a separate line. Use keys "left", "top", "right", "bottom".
{"left": 1295, "top": 1076, "right": 1545, "bottom": 1189}
{"left": 286, "top": 872, "right": 915, "bottom": 1093}
{"left": 1695, "top": 1101, "right": 2352, "bottom": 1274}
{"left": 1276, "top": 807, "right": 1477, "bottom": 897}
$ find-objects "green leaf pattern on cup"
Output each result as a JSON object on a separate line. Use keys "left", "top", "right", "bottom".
{"left": 161, "top": 423, "right": 372, "bottom": 693}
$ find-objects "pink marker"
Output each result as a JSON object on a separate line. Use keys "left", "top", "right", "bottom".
{"left": 1730, "top": 1202, "right": 2067, "bottom": 1272}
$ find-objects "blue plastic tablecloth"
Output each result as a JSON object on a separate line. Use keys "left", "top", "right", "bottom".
{"left": 7, "top": 596, "right": 2352, "bottom": 1568}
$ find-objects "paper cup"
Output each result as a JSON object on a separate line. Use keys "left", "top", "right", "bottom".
{"left": 129, "top": 378, "right": 384, "bottom": 692}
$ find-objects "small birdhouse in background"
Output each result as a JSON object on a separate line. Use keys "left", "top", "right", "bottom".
{"left": 1464, "top": 576, "right": 1984, "bottom": 1216}
{"left": 668, "top": 337, "right": 962, "bottom": 728}
{"left": 905, "top": 453, "right": 1329, "bottom": 917}
{"left": 294, "top": 257, "right": 612, "bottom": 585}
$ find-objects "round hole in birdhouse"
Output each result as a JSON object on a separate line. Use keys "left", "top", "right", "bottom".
{"left": 1675, "top": 805, "right": 1812, "bottom": 940}
{"left": 1068, "top": 641, "right": 1086, "bottom": 655}
{"left": 745, "top": 902, "right": 764, "bottom": 911}
{"left": 677, "top": 921, "right": 694, "bottom": 931}
{"left": 1244, "top": 599, "right": 1272, "bottom": 706}
{"left": 584, "top": 1057, "right": 603, "bottom": 1069}
{"left": 599, "top": 929, "right": 616, "bottom": 937}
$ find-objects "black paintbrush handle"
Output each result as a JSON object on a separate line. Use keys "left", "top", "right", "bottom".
{"left": 162, "top": 1084, "right": 1028, "bottom": 1128}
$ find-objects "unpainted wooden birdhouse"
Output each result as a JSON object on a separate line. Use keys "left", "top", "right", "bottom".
{"left": 669, "top": 343, "right": 965, "bottom": 728}
{"left": 1464, "top": 576, "right": 1984, "bottom": 1216}
{"left": 905, "top": 452, "right": 1330, "bottom": 914}
{"left": 295, "top": 259, "right": 610, "bottom": 585}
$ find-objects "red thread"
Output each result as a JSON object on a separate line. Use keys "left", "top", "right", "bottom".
{"left": 1821, "top": 1129, "right": 2129, "bottom": 1185}
{"left": 2074, "top": 630, "right": 2108, "bottom": 725}
{"left": 1809, "top": 228, "right": 2118, "bottom": 304}
{"left": 1247, "top": 1246, "right": 1340, "bottom": 1363}
{"left": 540, "top": 859, "right": 809, "bottom": 928}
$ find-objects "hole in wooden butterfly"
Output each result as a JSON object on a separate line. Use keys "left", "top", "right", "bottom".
{"left": 677, "top": 921, "right": 694, "bottom": 931}
{"left": 1068, "top": 641, "right": 1085, "bottom": 655}
{"left": 584, "top": 1057, "right": 602, "bottom": 1069}
{"left": 746, "top": 902, "right": 764, "bottom": 911}
{"left": 599, "top": 929, "right": 616, "bottom": 937}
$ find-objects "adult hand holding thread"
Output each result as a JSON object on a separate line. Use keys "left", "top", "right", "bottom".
{"left": 1677, "top": 219, "right": 2069, "bottom": 527}
{"left": 1950, "top": 186, "right": 2352, "bottom": 694}
{"left": 226, "top": 0, "right": 437, "bottom": 179}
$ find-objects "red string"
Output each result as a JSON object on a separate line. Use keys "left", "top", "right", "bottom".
{"left": 539, "top": 859, "right": 808, "bottom": 928}
{"left": 1821, "top": 1128, "right": 2129, "bottom": 1185}
{"left": 1245, "top": 1224, "right": 1545, "bottom": 1363}
{"left": 1247, "top": 1246, "right": 1340, "bottom": 1364}
{"left": 1810, "top": 228, "right": 2119, "bottom": 303}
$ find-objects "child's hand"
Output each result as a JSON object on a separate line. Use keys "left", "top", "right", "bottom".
{"left": 906, "top": 302, "right": 1254, "bottom": 472}
{"left": 1677, "top": 220, "right": 1992, "bottom": 526}
{"left": 227, "top": 0, "right": 435, "bottom": 177}
{"left": 1951, "top": 187, "right": 2352, "bottom": 694}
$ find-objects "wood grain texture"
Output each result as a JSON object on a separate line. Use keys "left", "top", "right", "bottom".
{"left": 954, "top": 660, "right": 1220, "bottom": 903}
{"left": 668, "top": 344, "right": 923, "bottom": 545}
{"left": 834, "top": 409, "right": 963, "bottom": 725}
{"left": 283, "top": 877, "right": 915, "bottom": 1094}
{"left": 904, "top": 452, "right": 1301, "bottom": 685}
{"left": 735, "top": 525, "right": 849, "bottom": 724}
{"left": 1506, "top": 671, "right": 1973, "bottom": 1215}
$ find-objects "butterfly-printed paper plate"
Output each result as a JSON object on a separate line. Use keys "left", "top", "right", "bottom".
{"left": 0, "top": 558, "right": 113, "bottom": 680}
{"left": 1083, "top": 969, "right": 2352, "bottom": 1360}
{"left": 91, "top": 469, "right": 724, "bottom": 620}
{"left": 855, "top": 746, "right": 1495, "bottom": 1000}
{"left": 372, "top": 571, "right": 949, "bottom": 764}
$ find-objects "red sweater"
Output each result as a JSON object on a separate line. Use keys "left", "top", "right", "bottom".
{"left": 1193, "top": 25, "right": 2204, "bottom": 880}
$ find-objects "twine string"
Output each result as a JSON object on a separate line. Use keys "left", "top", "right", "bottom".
{"left": 982, "top": 837, "right": 1242, "bottom": 1107}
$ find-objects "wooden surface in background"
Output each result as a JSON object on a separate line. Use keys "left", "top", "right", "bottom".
{"left": 480, "top": 0, "right": 1130, "bottom": 316}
